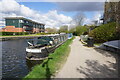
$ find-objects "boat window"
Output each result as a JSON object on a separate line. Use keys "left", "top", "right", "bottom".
{"left": 37, "top": 36, "right": 53, "bottom": 45}
{"left": 38, "top": 36, "right": 52, "bottom": 41}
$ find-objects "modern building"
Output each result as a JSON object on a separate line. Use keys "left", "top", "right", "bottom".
{"left": 103, "top": 0, "right": 120, "bottom": 28}
{"left": 0, "top": 17, "right": 45, "bottom": 33}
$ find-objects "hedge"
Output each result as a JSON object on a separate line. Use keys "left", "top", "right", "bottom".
{"left": 0, "top": 32, "right": 29, "bottom": 36}
{"left": 89, "top": 22, "right": 119, "bottom": 43}
{"left": 36, "top": 32, "right": 50, "bottom": 35}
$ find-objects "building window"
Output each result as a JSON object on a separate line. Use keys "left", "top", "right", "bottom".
{"left": 19, "top": 20, "right": 23, "bottom": 23}
{"left": 41, "top": 25, "right": 43, "bottom": 28}
{"left": 13, "top": 20, "right": 15, "bottom": 23}
{"left": 25, "top": 21, "right": 28, "bottom": 23}
{"left": 107, "top": 18, "right": 111, "bottom": 22}
{"left": 24, "top": 20, "right": 26, "bottom": 23}
{"left": 108, "top": 8, "right": 111, "bottom": 12}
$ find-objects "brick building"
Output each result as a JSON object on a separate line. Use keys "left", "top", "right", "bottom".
{"left": 104, "top": 0, "right": 120, "bottom": 28}
{"left": 0, "top": 17, "right": 45, "bottom": 33}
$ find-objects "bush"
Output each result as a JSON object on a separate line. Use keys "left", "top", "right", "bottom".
{"left": 0, "top": 32, "right": 14, "bottom": 35}
{"left": 75, "top": 26, "right": 88, "bottom": 36}
{"left": 89, "top": 22, "right": 118, "bottom": 43}
{"left": 36, "top": 32, "right": 49, "bottom": 35}
{"left": 1, "top": 32, "right": 29, "bottom": 36}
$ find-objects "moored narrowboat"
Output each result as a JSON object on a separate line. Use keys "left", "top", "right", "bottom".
{"left": 26, "top": 33, "right": 68, "bottom": 60}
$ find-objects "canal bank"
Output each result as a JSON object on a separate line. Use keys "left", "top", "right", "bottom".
{"left": 0, "top": 35, "right": 43, "bottom": 41}
{"left": 24, "top": 37, "right": 74, "bottom": 79}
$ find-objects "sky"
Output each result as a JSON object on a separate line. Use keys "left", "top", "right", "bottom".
{"left": 0, "top": 0, "right": 106, "bottom": 28}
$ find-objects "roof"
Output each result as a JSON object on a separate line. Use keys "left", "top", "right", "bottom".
{"left": 5, "top": 17, "right": 45, "bottom": 25}
{"left": 40, "top": 33, "right": 67, "bottom": 37}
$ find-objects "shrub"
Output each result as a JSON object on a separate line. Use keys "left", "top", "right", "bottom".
{"left": 75, "top": 26, "right": 88, "bottom": 36}
{"left": 36, "top": 32, "right": 48, "bottom": 35}
{"left": 1, "top": 32, "right": 14, "bottom": 35}
{"left": 89, "top": 22, "right": 118, "bottom": 43}
{"left": 1, "top": 32, "right": 29, "bottom": 36}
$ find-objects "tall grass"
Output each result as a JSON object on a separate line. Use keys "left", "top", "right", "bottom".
{"left": 23, "top": 37, "right": 74, "bottom": 79}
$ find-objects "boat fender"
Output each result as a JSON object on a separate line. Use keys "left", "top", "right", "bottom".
{"left": 49, "top": 41, "right": 53, "bottom": 45}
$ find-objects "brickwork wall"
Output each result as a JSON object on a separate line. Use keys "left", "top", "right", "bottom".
{"left": 104, "top": 2, "right": 116, "bottom": 23}
{"left": 40, "top": 29, "right": 45, "bottom": 32}
{"left": 104, "top": 2, "right": 120, "bottom": 25}
{"left": 0, "top": 26, "right": 45, "bottom": 33}
{"left": 116, "top": 2, "right": 120, "bottom": 27}
{"left": 33, "top": 28, "right": 40, "bottom": 33}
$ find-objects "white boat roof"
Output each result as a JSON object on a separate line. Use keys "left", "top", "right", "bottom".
{"left": 41, "top": 33, "right": 66, "bottom": 37}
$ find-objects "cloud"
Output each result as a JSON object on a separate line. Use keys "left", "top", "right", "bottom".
{"left": 93, "top": 12, "right": 101, "bottom": 20}
{"left": 84, "top": 18, "right": 93, "bottom": 25}
{"left": 57, "top": 2, "right": 104, "bottom": 12}
{"left": 84, "top": 12, "right": 102, "bottom": 25}
{"left": 0, "top": 0, "right": 72, "bottom": 28}
{"left": 0, "top": 0, "right": 20, "bottom": 13}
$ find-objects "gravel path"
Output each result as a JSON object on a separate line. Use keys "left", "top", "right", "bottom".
{"left": 55, "top": 36, "right": 119, "bottom": 78}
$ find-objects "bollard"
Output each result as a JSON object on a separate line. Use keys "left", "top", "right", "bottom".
{"left": 87, "top": 37, "right": 94, "bottom": 47}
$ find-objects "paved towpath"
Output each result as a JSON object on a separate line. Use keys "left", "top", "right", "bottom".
{"left": 55, "top": 37, "right": 119, "bottom": 78}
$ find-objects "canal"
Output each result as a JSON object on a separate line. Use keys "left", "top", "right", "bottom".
{"left": 1, "top": 38, "right": 43, "bottom": 78}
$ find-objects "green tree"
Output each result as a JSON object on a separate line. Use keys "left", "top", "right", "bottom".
{"left": 46, "top": 27, "right": 58, "bottom": 33}
{"left": 75, "top": 26, "right": 88, "bottom": 36}
{"left": 68, "top": 26, "right": 88, "bottom": 36}
{"left": 58, "top": 26, "right": 68, "bottom": 33}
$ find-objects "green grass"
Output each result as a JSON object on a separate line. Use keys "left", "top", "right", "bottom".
{"left": 94, "top": 43, "right": 102, "bottom": 46}
{"left": 0, "top": 33, "right": 48, "bottom": 37}
{"left": 23, "top": 37, "right": 75, "bottom": 79}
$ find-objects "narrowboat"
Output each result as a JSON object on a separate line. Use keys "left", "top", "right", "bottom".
{"left": 26, "top": 33, "right": 68, "bottom": 60}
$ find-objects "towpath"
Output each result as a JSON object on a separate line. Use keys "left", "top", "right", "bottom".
{"left": 55, "top": 36, "right": 119, "bottom": 78}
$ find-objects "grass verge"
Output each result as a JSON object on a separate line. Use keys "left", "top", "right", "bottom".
{"left": 94, "top": 43, "right": 102, "bottom": 46}
{"left": 0, "top": 34, "right": 47, "bottom": 37}
{"left": 23, "top": 37, "right": 75, "bottom": 79}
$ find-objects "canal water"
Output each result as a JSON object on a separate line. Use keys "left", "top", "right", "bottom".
{"left": 1, "top": 38, "right": 43, "bottom": 78}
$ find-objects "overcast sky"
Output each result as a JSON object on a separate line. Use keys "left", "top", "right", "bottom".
{"left": 0, "top": 0, "right": 106, "bottom": 28}
{"left": 57, "top": 2, "right": 104, "bottom": 11}
{"left": 16, "top": 0, "right": 119, "bottom": 2}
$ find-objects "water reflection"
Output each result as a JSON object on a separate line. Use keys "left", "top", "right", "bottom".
{"left": 26, "top": 60, "right": 43, "bottom": 71}
{"left": 2, "top": 38, "right": 43, "bottom": 78}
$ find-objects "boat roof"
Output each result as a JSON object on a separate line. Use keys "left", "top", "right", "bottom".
{"left": 40, "top": 34, "right": 66, "bottom": 37}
